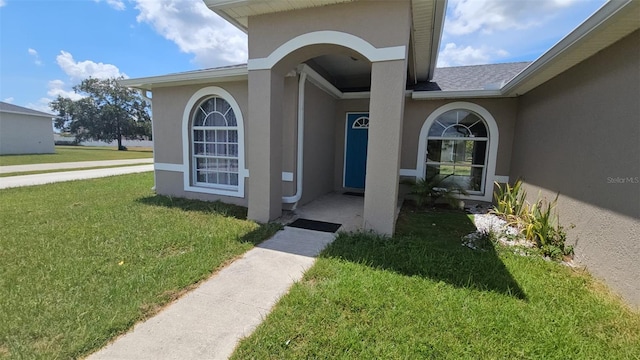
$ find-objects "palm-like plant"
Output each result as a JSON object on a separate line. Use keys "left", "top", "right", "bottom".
{"left": 405, "top": 174, "right": 468, "bottom": 208}
{"left": 492, "top": 179, "right": 528, "bottom": 223}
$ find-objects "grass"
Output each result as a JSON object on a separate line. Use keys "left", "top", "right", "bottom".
{"left": 232, "top": 206, "right": 640, "bottom": 359}
{"left": 0, "top": 146, "right": 153, "bottom": 166}
{"left": 0, "top": 163, "right": 149, "bottom": 177}
{"left": 0, "top": 173, "right": 280, "bottom": 359}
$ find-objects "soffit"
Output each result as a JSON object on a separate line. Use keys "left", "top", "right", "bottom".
{"left": 205, "top": 0, "right": 445, "bottom": 82}
{"left": 203, "top": 0, "right": 354, "bottom": 31}
{"left": 412, "top": 0, "right": 446, "bottom": 82}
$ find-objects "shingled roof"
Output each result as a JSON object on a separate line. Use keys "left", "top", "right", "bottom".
{"left": 414, "top": 62, "right": 531, "bottom": 91}
{"left": 0, "top": 101, "right": 55, "bottom": 118}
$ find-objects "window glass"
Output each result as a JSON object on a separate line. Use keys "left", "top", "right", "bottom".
{"left": 426, "top": 109, "right": 489, "bottom": 193}
{"left": 191, "top": 96, "right": 240, "bottom": 189}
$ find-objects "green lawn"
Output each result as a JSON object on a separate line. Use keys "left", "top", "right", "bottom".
{"left": 0, "top": 173, "right": 279, "bottom": 359}
{"left": 232, "top": 207, "right": 640, "bottom": 359}
{"left": 0, "top": 146, "right": 153, "bottom": 166}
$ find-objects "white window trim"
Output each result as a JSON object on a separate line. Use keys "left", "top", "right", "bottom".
{"left": 182, "top": 86, "right": 247, "bottom": 198}
{"left": 416, "top": 102, "right": 499, "bottom": 202}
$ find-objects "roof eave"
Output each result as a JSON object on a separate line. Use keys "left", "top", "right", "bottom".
{"left": 205, "top": 0, "right": 249, "bottom": 33}
{"left": 412, "top": 89, "right": 507, "bottom": 100}
{"left": 426, "top": 0, "right": 447, "bottom": 81}
{"left": 119, "top": 66, "right": 249, "bottom": 91}
{"left": 0, "top": 109, "right": 55, "bottom": 118}
{"left": 412, "top": 0, "right": 447, "bottom": 82}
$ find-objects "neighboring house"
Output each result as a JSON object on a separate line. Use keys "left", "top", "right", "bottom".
{"left": 0, "top": 101, "right": 55, "bottom": 155}
{"left": 121, "top": 1, "right": 639, "bottom": 306}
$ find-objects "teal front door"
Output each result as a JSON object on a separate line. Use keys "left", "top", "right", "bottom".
{"left": 344, "top": 113, "right": 369, "bottom": 189}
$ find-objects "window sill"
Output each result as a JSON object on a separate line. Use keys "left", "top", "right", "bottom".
{"left": 184, "top": 184, "right": 244, "bottom": 198}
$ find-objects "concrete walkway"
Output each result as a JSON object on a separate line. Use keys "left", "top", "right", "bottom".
{"left": 0, "top": 164, "right": 153, "bottom": 189}
{"left": 0, "top": 158, "right": 153, "bottom": 174}
{"left": 88, "top": 226, "right": 336, "bottom": 360}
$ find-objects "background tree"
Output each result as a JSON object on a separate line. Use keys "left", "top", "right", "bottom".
{"left": 50, "top": 77, "right": 151, "bottom": 150}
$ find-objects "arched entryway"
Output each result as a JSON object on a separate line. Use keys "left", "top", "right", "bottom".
{"left": 246, "top": 30, "right": 409, "bottom": 235}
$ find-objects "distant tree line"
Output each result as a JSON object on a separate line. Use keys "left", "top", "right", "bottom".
{"left": 50, "top": 77, "right": 151, "bottom": 150}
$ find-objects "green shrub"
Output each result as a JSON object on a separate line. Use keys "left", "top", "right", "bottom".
{"left": 492, "top": 180, "right": 573, "bottom": 261}
{"left": 492, "top": 179, "right": 528, "bottom": 222}
{"left": 404, "top": 174, "right": 468, "bottom": 209}
{"left": 523, "top": 195, "right": 573, "bottom": 260}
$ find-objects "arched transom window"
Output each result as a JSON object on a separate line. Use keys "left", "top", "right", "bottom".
{"left": 352, "top": 116, "right": 369, "bottom": 129}
{"left": 191, "top": 96, "right": 240, "bottom": 189}
{"left": 426, "top": 109, "right": 489, "bottom": 193}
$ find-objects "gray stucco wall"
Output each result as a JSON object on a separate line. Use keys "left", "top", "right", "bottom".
{"left": 510, "top": 30, "right": 640, "bottom": 308}
{"left": 401, "top": 98, "right": 518, "bottom": 176}
{"left": 0, "top": 112, "right": 54, "bottom": 155}
{"left": 151, "top": 78, "right": 299, "bottom": 208}
{"left": 281, "top": 77, "right": 299, "bottom": 199}
{"left": 299, "top": 80, "right": 337, "bottom": 205}
{"left": 331, "top": 97, "right": 518, "bottom": 191}
{"left": 249, "top": 1, "right": 412, "bottom": 60}
{"left": 151, "top": 81, "right": 250, "bottom": 207}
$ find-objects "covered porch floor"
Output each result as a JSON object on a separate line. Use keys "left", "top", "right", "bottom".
{"left": 278, "top": 192, "right": 405, "bottom": 233}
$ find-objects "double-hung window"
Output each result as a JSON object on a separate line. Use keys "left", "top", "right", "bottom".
{"left": 191, "top": 96, "right": 240, "bottom": 190}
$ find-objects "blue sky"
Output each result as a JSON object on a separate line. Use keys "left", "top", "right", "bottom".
{"left": 0, "top": 0, "right": 606, "bottom": 113}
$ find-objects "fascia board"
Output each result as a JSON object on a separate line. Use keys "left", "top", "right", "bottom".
{"left": 118, "top": 67, "right": 249, "bottom": 90}
{"left": 427, "top": 0, "right": 447, "bottom": 81}
{"left": 412, "top": 90, "right": 505, "bottom": 100}
{"left": 0, "top": 110, "right": 55, "bottom": 118}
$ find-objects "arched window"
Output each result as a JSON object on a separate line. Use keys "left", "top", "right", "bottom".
{"left": 191, "top": 96, "right": 240, "bottom": 188}
{"left": 352, "top": 116, "right": 369, "bottom": 129}
{"left": 426, "top": 109, "right": 488, "bottom": 193}
{"left": 417, "top": 102, "right": 498, "bottom": 201}
{"left": 182, "top": 86, "right": 246, "bottom": 198}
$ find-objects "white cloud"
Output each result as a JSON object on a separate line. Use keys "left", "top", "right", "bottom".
{"left": 445, "top": 0, "right": 578, "bottom": 35}
{"left": 26, "top": 81, "right": 84, "bottom": 114}
{"left": 3, "top": 97, "right": 14, "bottom": 103}
{"left": 26, "top": 98, "right": 55, "bottom": 114}
{"left": 133, "top": 0, "right": 247, "bottom": 67}
{"left": 48, "top": 50, "right": 125, "bottom": 103}
{"left": 28, "top": 48, "right": 43, "bottom": 66}
{"left": 437, "top": 43, "right": 509, "bottom": 67}
{"left": 47, "top": 79, "right": 84, "bottom": 101}
{"left": 94, "top": 0, "right": 125, "bottom": 11}
{"left": 56, "top": 51, "right": 127, "bottom": 82}
{"left": 0, "top": 0, "right": 6, "bottom": 8}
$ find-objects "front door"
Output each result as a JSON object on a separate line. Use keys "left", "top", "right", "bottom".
{"left": 344, "top": 113, "right": 369, "bottom": 189}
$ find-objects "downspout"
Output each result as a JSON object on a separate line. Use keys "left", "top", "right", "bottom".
{"left": 138, "top": 89, "right": 156, "bottom": 190}
{"left": 282, "top": 70, "right": 307, "bottom": 207}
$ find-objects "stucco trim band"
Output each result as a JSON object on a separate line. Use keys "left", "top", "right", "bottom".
{"left": 155, "top": 163, "right": 184, "bottom": 172}
{"left": 248, "top": 31, "right": 406, "bottom": 70}
{"left": 399, "top": 169, "right": 419, "bottom": 177}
